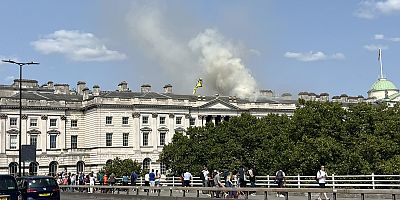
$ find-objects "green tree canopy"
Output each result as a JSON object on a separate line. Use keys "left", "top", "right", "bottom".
{"left": 103, "top": 157, "right": 142, "bottom": 177}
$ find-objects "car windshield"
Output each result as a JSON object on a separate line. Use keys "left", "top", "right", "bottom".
{"left": 0, "top": 177, "right": 17, "bottom": 190}
{"left": 28, "top": 178, "right": 57, "bottom": 188}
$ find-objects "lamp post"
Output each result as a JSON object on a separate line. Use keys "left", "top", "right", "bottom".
{"left": 2, "top": 59, "right": 39, "bottom": 177}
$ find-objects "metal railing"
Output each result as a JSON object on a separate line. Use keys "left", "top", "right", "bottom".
{"left": 103, "top": 174, "right": 400, "bottom": 189}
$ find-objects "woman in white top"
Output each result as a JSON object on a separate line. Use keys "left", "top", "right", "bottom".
{"left": 317, "top": 166, "right": 329, "bottom": 200}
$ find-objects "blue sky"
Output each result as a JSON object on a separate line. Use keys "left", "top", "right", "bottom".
{"left": 1, "top": 0, "right": 400, "bottom": 98}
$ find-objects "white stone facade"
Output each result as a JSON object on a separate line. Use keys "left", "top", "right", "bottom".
{"left": 0, "top": 80, "right": 296, "bottom": 176}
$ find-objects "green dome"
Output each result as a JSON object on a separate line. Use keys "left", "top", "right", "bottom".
{"left": 369, "top": 78, "right": 398, "bottom": 92}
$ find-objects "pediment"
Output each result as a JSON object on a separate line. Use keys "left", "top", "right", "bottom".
{"left": 199, "top": 98, "right": 239, "bottom": 110}
{"left": 158, "top": 127, "right": 169, "bottom": 132}
{"left": 7, "top": 129, "right": 19, "bottom": 134}
{"left": 47, "top": 130, "right": 60, "bottom": 135}
{"left": 140, "top": 127, "right": 152, "bottom": 132}
{"left": 28, "top": 129, "right": 41, "bottom": 135}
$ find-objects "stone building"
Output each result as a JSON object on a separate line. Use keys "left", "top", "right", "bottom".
{"left": 0, "top": 79, "right": 296, "bottom": 176}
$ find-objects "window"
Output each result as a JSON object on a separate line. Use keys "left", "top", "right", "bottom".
{"left": 50, "top": 135, "right": 57, "bottom": 148}
{"left": 29, "top": 162, "right": 38, "bottom": 176}
{"left": 106, "top": 133, "right": 113, "bottom": 146}
{"left": 77, "top": 161, "right": 85, "bottom": 173}
{"left": 143, "top": 158, "right": 151, "bottom": 171}
{"left": 71, "top": 135, "right": 77, "bottom": 149}
{"left": 10, "top": 118, "right": 17, "bottom": 126}
{"left": 9, "top": 162, "right": 18, "bottom": 176}
{"left": 142, "top": 116, "right": 149, "bottom": 124}
{"left": 160, "top": 132, "right": 166, "bottom": 146}
{"left": 30, "top": 118, "right": 37, "bottom": 127}
{"left": 10, "top": 135, "right": 17, "bottom": 149}
{"left": 30, "top": 135, "right": 38, "bottom": 148}
{"left": 190, "top": 118, "right": 195, "bottom": 126}
{"left": 50, "top": 119, "right": 57, "bottom": 127}
{"left": 143, "top": 132, "right": 149, "bottom": 146}
{"left": 71, "top": 120, "right": 77, "bottom": 127}
{"left": 176, "top": 117, "right": 182, "bottom": 125}
{"left": 123, "top": 133, "right": 129, "bottom": 146}
{"left": 106, "top": 116, "right": 113, "bottom": 125}
{"left": 160, "top": 163, "right": 166, "bottom": 175}
{"left": 160, "top": 117, "right": 166, "bottom": 125}
{"left": 122, "top": 117, "right": 129, "bottom": 125}
{"left": 49, "top": 161, "right": 58, "bottom": 177}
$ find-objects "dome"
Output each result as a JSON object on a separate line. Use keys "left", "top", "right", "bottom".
{"left": 369, "top": 78, "right": 398, "bottom": 92}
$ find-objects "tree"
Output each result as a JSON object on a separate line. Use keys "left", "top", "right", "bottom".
{"left": 103, "top": 157, "right": 142, "bottom": 177}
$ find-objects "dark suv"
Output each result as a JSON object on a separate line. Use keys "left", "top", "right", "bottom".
{"left": 0, "top": 174, "right": 20, "bottom": 200}
{"left": 17, "top": 176, "right": 60, "bottom": 200}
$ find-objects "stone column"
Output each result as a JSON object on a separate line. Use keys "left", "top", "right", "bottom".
{"left": 151, "top": 113, "right": 158, "bottom": 150}
{"left": 41, "top": 115, "right": 48, "bottom": 152}
{"left": 168, "top": 113, "right": 174, "bottom": 144}
{"left": 132, "top": 112, "right": 140, "bottom": 151}
{"left": 22, "top": 114, "right": 28, "bottom": 146}
{"left": 0, "top": 114, "right": 7, "bottom": 154}
{"left": 60, "top": 116, "right": 66, "bottom": 150}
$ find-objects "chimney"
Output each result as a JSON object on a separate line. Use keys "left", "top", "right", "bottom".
{"left": 260, "top": 90, "right": 273, "bottom": 97}
{"left": 118, "top": 81, "right": 128, "bottom": 92}
{"left": 93, "top": 85, "right": 100, "bottom": 96}
{"left": 54, "top": 84, "right": 70, "bottom": 94}
{"left": 163, "top": 84, "right": 173, "bottom": 93}
{"left": 47, "top": 81, "right": 54, "bottom": 89}
{"left": 141, "top": 84, "right": 151, "bottom": 93}
{"left": 82, "top": 87, "right": 89, "bottom": 100}
{"left": 77, "top": 81, "right": 86, "bottom": 95}
{"left": 281, "top": 93, "right": 292, "bottom": 100}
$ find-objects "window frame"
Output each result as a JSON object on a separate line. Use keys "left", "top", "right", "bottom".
{"left": 10, "top": 118, "right": 17, "bottom": 126}
{"left": 30, "top": 118, "right": 38, "bottom": 127}
{"left": 142, "top": 132, "right": 149, "bottom": 146}
{"left": 176, "top": 117, "right": 182, "bottom": 125}
{"left": 71, "top": 135, "right": 78, "bottom": 149}
{"left": 10, "top": 135, "right": 17, "bottom": 149}
{"left": 106, "top": 133, "right": 113, "bottom": 147}
{"left": 71, "top": 120, "right": 78, "bottom": 127}
{"left": 160, "top": 132, "right": 166, "bottom": 146}
{"left": 50, "top": 118, "right": 57, "bottom": 127}
{"left": 50, "top": 134, "right": 57, "bottom": 149}
{"left": 142, "top": 116, "right": 149, "bottom": 124}
{"left": 159, "top": 117, "right": 166, "bottom": 125}
{"left": 123, "top": 133, "right": 129, "bottom": 147}
{"left": 30, "top": 135, "right": 38, "bottom": 149}
{"left": 122, "top": 117, "right": 129, "bottom": 125}
{"left": 106, "top": 116, "right": 113, "bottom": 125}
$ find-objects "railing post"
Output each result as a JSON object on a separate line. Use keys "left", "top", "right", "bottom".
{"left": 197, "top": 189, "right": 200, "bottom": 197}
{"left": 170, "top": 188, "right": 173, "bottom": 196}
{"left": 332, "top": 173, "right": 335, "bottom": 189}
{"left": 361, "top": 193, "right": 365, "bottom": 200}
{"left": 372, "top": 173, "right": 375, "bottom": 189}
{"left": 308, "top": 192, "right": 312, "bottom": 200}
{"left": 267, "top": 175, "right": 270, "bottom": 188}
{"left": 140, "top": 177, "right": 143, "bottom": 186}
{"left": 183, "top": 190, "right": 186, "bottom": 197}
{"left": 298, "top": 174, "right": 301, "bottom": 188}
{"left": 264, "top": 191, "right": 268, "bottom": 200}
{"left": 173, "top": 176, "right": 175, "bottom": 187}
{"left": 333, "top": 192, "right": 337, "bottom": 200}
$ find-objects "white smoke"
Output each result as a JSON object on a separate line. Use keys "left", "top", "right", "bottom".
{"left": 189, "top": 29, "right": 258, "bottom": 98}
{"left": 125, "top": 2, "right": 258, "bottom": 98}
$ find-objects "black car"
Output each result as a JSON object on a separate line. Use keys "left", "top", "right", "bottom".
{"left": 17, "top": 176, "right": 60, "bottom": 200}
{"left": 0, "top": 174, "right": 20, "bottom": 200}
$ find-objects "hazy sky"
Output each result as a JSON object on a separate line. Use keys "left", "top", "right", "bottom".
{"left": 1, "top": 0, "right": 400, "bottom": 98}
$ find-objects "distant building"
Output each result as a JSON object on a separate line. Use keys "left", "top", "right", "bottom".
{"left": 0, "top": 79, "right": 296, "bottom": 176}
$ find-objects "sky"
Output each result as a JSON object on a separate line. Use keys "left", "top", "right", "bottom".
{"left": 1, "top": 0, "right": 400, "bottom": 98}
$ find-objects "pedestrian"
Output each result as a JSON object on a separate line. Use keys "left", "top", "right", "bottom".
{"left": 213, "top": 170, "right": 224, "bottom": 198}
{"left": 201, "top": 167, "right": 209, "bottom": 194}
{"left": 144, "top": 171, "right": 150, "bottom": 192}
{"left": 317, "top": 166, "right": 330, "bottom": 200}
{"left": 122, "top": 174, "right": 129, "bottom": 186}
{"left": 130, "top": 171, "right": 138, "bottom": 192}
{"left": 248, "top": 167, "right": 256, "bottom": 196}
{"left": 89, "top": 173, "right": 95, "bottom": 193}
{"left": 275, "top": 169, "right": 285, "bottom": 197}
{"left": 238, "top": 166, "right": 246, "bottom": 188}
{"left": 102, "top": 174, "right": 108, "bottom": 193}
{"left": 183, "top": 170, "right": 192, "bottom": 188}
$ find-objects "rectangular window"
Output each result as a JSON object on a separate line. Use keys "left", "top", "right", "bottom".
{"left": 190, "top": 118, "right": 195, "bottom": 126}
{"left": 160, "top": 163, "right": 166, "bottom": 175}
{"left": 50, "top": 119, "right": 57, "bottom": 127}
{"left": 176, "top": 117, "right": 182, "bottom": 125}
{"left": 160, "top": 132, "right": 166, "bottom": 146}
{"left": 106, "top": 116, "right": 113, "bottom": 125}
{"left": 50, "top": 135, "right": 57, "bottom": 149}
{"left": 160, "top": 117, "right": 166, "bottom": 125}
{"left": 71, "top": 135, "right": 77, "bottom": 149}
{"left": 106, "top": 133, "right": 113, "bottom": 146}
{"left": 71, "top": 120, "right": 78, "bottom": 127}
{"left": 142, "top": 116, "right": 149, "bottom": 124}
{"left": 122, "top": 117, "right": 129, "bottom": 125}
{"left": 30, "top": 135, "right": 38, "bottom": 148}
{"left": 30, "top": 119, "right": 37, "bottom": 127}
{"left": 143, "top": 132, "right": 149, "bottom": 146}
{"left": 10, "top": 135, "right": 17, "bottom": 149}
{"left": 10, "top": 118, "right": 17, "bottom": 126}
{"left": 123, "top": 133, "right": 129, "bottom": 146}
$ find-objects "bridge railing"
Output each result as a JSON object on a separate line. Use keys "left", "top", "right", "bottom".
{"left": 115, "top": 174, "right": 400, "bottom": 189}
{"left": 59, "top": 185, "right": 400, "bottom": 200}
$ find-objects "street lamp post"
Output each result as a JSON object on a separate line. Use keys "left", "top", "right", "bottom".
{"left": 2, "top": 59, "right": 39, "bottom": 177}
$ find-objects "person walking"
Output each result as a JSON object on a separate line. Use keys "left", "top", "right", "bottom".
{"left": 248, "top": 167, "right": 256, "bottom": 196}
{"left": 130, "top": 171, "right": 138, "bottom": 192}
{"left": 317, "top": 166, "right": 330, "bottom": 200}
{"left": 89, "top": 173, "right": 96, "bottom": 193}
{"left": 275, "top": 169, "right": 285, "bottom": 197}
{"left": 183, "top": 170, "right": 192, "bottom": 188}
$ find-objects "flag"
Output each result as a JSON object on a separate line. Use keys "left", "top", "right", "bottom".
{"left": 378, "top": 48, "right": 382, "bottom": 61}
{"left": 192, "top": 78, "right": 203, "bottom": 95}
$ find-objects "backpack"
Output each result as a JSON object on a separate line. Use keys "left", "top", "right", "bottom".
{"left": 276, "top": 170, "right": 284, "bottom": 180}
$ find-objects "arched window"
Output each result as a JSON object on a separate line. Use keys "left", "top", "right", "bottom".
{"left": 49, "top": 161, "right": 58, "bottom": 177}
{"left": 9, "top": 162, "right": 18, "bottom": 176}
{"left": 77, "top": 161, "right": 85, "bottom": 174}
{"left": 143, "top": 158, "right": 151, "bottom": 171}
{"left": 29, "top": 162, "right": 39, "bottom": 176}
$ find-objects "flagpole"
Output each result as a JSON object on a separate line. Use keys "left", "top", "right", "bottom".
{"left": 379, "top": 48, "right": 383, "bottom": 79}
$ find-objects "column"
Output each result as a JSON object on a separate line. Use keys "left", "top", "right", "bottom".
{"left": 132, "top": 112, "right": 140, "bottom": 151}
{"left": 22, "top": 114, "right": 28, "bottom": 146}
{"left": 151, "top": 113, "right": 158, "bottom": 150}
{"left": 168, "top": 113, "right": 174, "bottom": 144}
{"left": 40, "top": 115, "right": 48, "bottom": 153}
{"left": 0, "top": 114, "right": 7, "bottom": 154}
{"left": 60, "top": 116, "right": 66, "bottom": 150}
